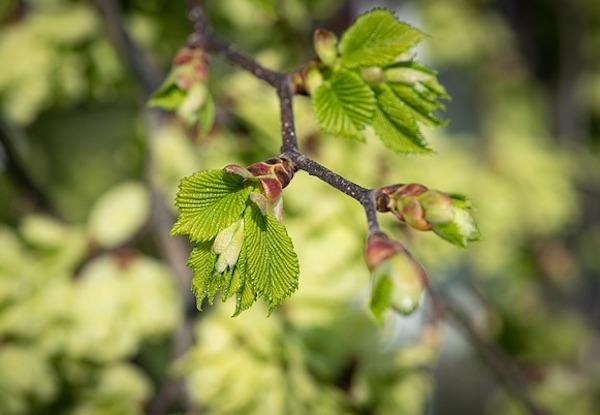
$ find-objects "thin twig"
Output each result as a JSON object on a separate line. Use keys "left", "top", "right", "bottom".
{"left": 282, "top": 150, "right": 381, "bottom": 233}
{"left": 92, "top": 0, "right": 163, "bottom": 95}
{"left": 429, "top": 290, "right": 551, "bottom": 415}
{"left": 0, "top": 120, "right": 60, "bottom": 217}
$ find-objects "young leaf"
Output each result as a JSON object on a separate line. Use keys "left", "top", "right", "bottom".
{"left": 387, "top": 83, "right": 447, "bottom": 128}
{"left": 148, "top": 72, "right": 186, "bottom": 110}
{"left": 171, "top": 170, "right": 254, "bottom": 241}
{"left": 371, "top": 85, "right": 433, "bottom": 154}
{"left": 243, "top": 204, "right": 299, "bottom": 312}
{"left": 312, "top": 70, "right": 375, "bottom": 141}
{"left": 197, "top": 94, "right": 216, "bottom": 136}
{"left": 188, "top": 240, "right": 218, "bottom": 309}
{"left": 339, "top": 9, "right": 426, "bottom": 69}
{"left": 232, "top": 243, "right": 257, "bottom": 316}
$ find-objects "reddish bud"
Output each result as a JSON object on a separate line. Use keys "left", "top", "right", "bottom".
{"left": 365, "top": 232, "right": 428, "bottom": 318}
{"left": 364, "top": 232, "right": 402, "bottom": 271}
{"left": 247, "top": 157, "right": 295, "bottom": 202}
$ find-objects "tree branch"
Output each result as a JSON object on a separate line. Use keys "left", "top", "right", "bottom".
{"left": 186, "top": 2, "right": 381, "bottom": 234}
{"left": 92, "top": 0, "right": 163, "bottom": 96}
{"left": 282, "top": 150, "right": 380, "bottom": 233}
{"left": 0, "top": 120, "right": 60, "bottom": 217}
{"left": 429, "top": 290, "right": 552, "bottom": 415}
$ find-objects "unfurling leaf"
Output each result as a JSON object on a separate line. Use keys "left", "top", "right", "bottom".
{"left": 149, "top": 46, "right": 214, "bottom": 134}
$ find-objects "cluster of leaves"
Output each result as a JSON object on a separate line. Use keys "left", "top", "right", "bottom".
{"left": 307, "top": 9, "right": 448, "bottom": 154}
{"left": 170, "top": 168, "right": 299, "bottom": 314}
{"left": 155, "top": 9, "right": 478, "bottom": 319}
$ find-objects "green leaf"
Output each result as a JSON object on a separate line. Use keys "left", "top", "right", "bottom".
{"left": 232, "top": 243, "right": 257, "bottom": 316}
{"left": 371, "top": 85, "right": 433, "bottom": 154}
{"left": 188, "top": 240, "right": 218, "bottom": 309}
{"left": 243, "top": 204, "right": 299, "bottom": 312}
{"left": 312, "top": 70, "right": 375, "bottom": 141}
{"left": 148, "top": 72, "right": 186, "bottom": 110}
{"left": 171, "top": 170, "right": 255, "bottom": 241}
{"left": 197, "top": 93, "right": 215, "bottom": 136}
{"left": 370, "top": 273, "right": 393, "bottom": 323}
{"left": 339, "top": 9, "right": 426, "bottom": 69}
{"left": 431, "top": 196, "right": 482, "bottom": 247}
{"left": 388, "top": 83, "right": 447, "bottom": 128}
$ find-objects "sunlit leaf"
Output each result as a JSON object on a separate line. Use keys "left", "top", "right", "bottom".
{"left": 171, "top": 170, "right": 255, "bottom": 241}
{"left": 339, "top": 9, "right": 426, "bottom": 69}
{"left": 244, "top": 204, "right": 299, "bottom": 311}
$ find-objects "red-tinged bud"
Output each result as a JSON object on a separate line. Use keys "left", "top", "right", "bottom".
{"left": 174, "top": 47, "right": 195, "bottom": 65}
{"left": 365, "top": 232, "right": 428, "bottom": 318}
{"left": 375, "top": 183, "right": 429, "bottom": 214}
{"left": 174, "top": 47, "right": 208, "bottom": 82}
{"left": 313, "top": 29, "right": 338, "bottom": 67}
{"left": 365, "top": 232, "right": 400, "bottom": 271}
{"left": 257, "top": 177, "right": 282, "bottom": 203}
{"left": 375, "top": 183, "right": 482, "bottom": 248}
{"left": 247, "top": 157, "right": 295, "bottom": 202}
{"left": 400, "top": 197, "right": 430, "bottom": 231}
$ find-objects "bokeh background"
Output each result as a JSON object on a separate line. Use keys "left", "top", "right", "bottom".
{"left": 1, "top": 0, "right": 599, "bottom": 414}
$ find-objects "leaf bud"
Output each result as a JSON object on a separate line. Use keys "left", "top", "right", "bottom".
{"left": 176, "top": 83, "right": 207, "bottom": 126}
{"left": 375, "top": 184, "right": 481, "bottom": 247}
{"left": 385, "top": 67, "right": 433, "bottom": 84}
{"left": 214, "top": 219, "right": 245, "bottom": 273}
{"left": 305, "top": 62, "right": 324, "bottom": 95}
{"left": 313, "top": 29, "right": 338, "bottom": 67}
{"left": 365, "top": 232, "right": 427, "bottom": 319}
{"left": 361, "top": 67, "right": 385, "bottom": 85}
{"left": 247, "top": 157, "right": 295, "bottom": 203}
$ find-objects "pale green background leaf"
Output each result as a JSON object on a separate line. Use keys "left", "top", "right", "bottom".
{"left": 87, "top": 181, "right": 150, "bottom": 249}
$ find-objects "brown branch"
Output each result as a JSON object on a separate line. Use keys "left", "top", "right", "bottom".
{"left": 429, "top": 290, "right": 552, "bottom": 415}
{"left": 186, "top": 2, "right": 381, "bottom": 234}
{"left": 92, "top": 0, "right": 163, "bottom": 96}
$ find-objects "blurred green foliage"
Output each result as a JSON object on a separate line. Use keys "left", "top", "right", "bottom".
{"left": 1, "top": 0, "right": 600, "bottom": 414}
